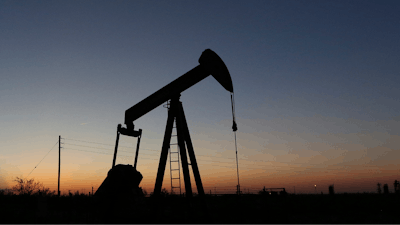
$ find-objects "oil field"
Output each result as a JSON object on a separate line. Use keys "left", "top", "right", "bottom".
{"left": 3, "top": 48, "right": 400, "bottom": 223}
{"left": 2, "top": 1, "right": 400, "bottom": 224}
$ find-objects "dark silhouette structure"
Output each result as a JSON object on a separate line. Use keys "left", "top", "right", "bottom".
{"left": 112, "top": 124, "right": 142, "bottom": 169}
{"left": 377, "top": 183, "right": 382, "bottom": 194}
{"left": 94, "top": 165, "right": 144, "bottom": 223}
{"left": 394, "top": 180, "right": 399, "bottom": 194}
{"left": 153, "top": 96, "right": 204, "bottom": 200}
{"left": 123, "top": 49, "right": 233, "bottom": 129}
{"left": 95, "top": 164, "right": 143, "bottom": 200}
{"left": 383, "top": 183, "right": 389, "bottom": 194}
{"left": 329, "top": 185, "right": 335, "bottom": 195}
{"left": 105, "top": 49, "right": 234, "bottom": 215}
{"left": 259, "top": 187, "right": 287, "bottom": 196}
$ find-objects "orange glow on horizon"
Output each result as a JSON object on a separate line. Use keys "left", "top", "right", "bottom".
{"left": 3, "top": 161, "right": 399, "bottom": 195}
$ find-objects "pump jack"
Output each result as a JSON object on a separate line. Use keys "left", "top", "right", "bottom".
{"left": 98, "top": 49, "right": 234, "bottom": 208}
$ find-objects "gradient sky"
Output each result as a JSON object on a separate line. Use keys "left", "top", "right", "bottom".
{"left": 1, "top": 0, "right": 400, "bottom": 195}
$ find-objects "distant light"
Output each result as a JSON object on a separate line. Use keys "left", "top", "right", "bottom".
{"left": 315, "top": 185, "right": 316, "bottom": 187}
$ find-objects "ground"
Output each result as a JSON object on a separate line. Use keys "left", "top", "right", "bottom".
{"left": 1, "top": 193, "right": 399, "bottom": 223}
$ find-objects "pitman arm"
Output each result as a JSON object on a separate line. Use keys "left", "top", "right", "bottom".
{"left": 124, "top": 49, "right": 233, "bottom": 130}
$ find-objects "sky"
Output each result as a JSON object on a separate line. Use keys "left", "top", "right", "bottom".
{"left": 1, "top": 0, "right": 400, "bottom": 195}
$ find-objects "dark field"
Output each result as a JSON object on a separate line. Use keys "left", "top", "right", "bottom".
{"left": 1, "top": 193, "right": 400, "bottom": 223}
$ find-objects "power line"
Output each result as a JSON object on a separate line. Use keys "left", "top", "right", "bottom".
{"left": 64, "top": 143, "right": 116, "bottom": 152}
{"left": 62, "top": 145, "right": 267, "bottom": 169}
{"left": 26, "top": 141, "right": 59, "bottom": 178}
{"left": 63, "top": 137, "right": 140, "bottom": 150}
{"left": 64, "top": 137, "right": 237, "bottom": 156}
{"left": 63, "top": 138, "right": 116, "bottom": 147}
{"left": 63, "top": 137, "right": 356, "bottom": 171}
{"left": 63, "top": 141, "right": 284, "bottom": 169}
{"left": 63, "top": 148, "right": 132, "bottom": 157}
{"left": 62, "top": 148, "right": 159, "bottom": 161}
{"left": 63, "top": 142, "right": 142, "bottom": 154}
{"left": 63, "top": 137, "right": 239, "bottom": 160}
{"left": 63, "top": 147, "right": 332, "bottom": 171}
{"left": 62, "top": 146, "right": 242, "bottom": 169}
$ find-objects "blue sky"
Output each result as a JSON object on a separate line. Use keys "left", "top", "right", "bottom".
{"left": 1, "top": 0, "right": 400, "bottom": 194}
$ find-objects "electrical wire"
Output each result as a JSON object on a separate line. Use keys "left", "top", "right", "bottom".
{"left": 63, "top": 138, "right": 269, "bottom": 169}
{"left": 63, "top": 137, "right": 240, "bottom": 160}
{"left": 62, "top": 136, "right": 350, "bottom": 171}
{"left": 63, "top": 137, "right": 138, "bottom": 150}
{"left": 26, "top": 141, "right": 59, "bottom": 178}
{"left": 63, "top": 138, "right": 339, "bottom": 170}
{"left": 63, "top": 148, "right": 120, "bottom": 156}
{"left": 64, "top": 139, "right": 274, "bottom": 166}
{"left": 63, "top": 143, "right": 114, "bottom": 151}
{"left": 62, "top": 148, "right": 160, "bottom": 161}
{"left": 63, "top": 143, "right": 134, "bottom": 154}
{"left": 64, "top": 137, "right": 351, "bottom": 167}
{"left": 63, "top": 138, "right": 116, "bottom": 147}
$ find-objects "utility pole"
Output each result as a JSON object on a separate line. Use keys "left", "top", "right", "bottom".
{"left": 92, "top": 186, "right": 94, "bottom": 196}
{"left": 58, "top": 135, "right": 61, "bottom": 197}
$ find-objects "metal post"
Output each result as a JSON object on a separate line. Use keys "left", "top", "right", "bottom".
{"left": 133, "top": 129, "right": 142, "bottom": 169}
{"left": 58, "top": 135, "right": 61, "bottom": 197}
{"left": 175, "top": 101, "right": 193, "bottom": 199}
{"left": 179, "top": 102, "right": 205, "bottom": 197}
{"left": 153, "top": 100, "right": 176, "bottom": 196}
{"left": 112, "top": 124, "right": 121, "bottom": 168}
{"left": 178, "top": 102, "right": 211, "bottom": 216}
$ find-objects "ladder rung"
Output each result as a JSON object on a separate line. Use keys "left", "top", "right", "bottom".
{"left": 172, "top": 186, "right": 180, "bottom": 188}
{"left": 170, "top": 160, "right": 179, "bottom": 162}
{"left": 171, "top": 178, "right": 180, "bottom": 180}
{"left": 170, "top": 143, "right": 178, "bottom": 145}
{"left": 170, "top": 152, "right": 179, "bottom": 154}
{"left": 171, "top": 169, "right": 180, "bottom": 171}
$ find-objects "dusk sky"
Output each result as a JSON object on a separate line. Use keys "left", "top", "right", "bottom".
{"left": 1, "top": 0, "right": 400, "bottom": 195}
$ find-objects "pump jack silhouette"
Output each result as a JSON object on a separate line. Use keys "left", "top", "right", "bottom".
{"left": 97, "top": 49, "right": 234, "bottom": 215}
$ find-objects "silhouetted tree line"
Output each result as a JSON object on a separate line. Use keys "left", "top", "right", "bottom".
{"left": 4, "top": 177, "right": 400, "bottom": 198}
{"left": 329, "top": 184, "right": 334, "bottom": 195}
{"left": 394, "top": 180, "right": 400, "bottom": 194}
{"left": 0, "top": 177, "right": 147, "bottom": 197}
{"left": 377, "top": 182, "right": 397, "bottom": 194}
{"left": 11, "top": 177, "right": 55, "bottom": 196}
